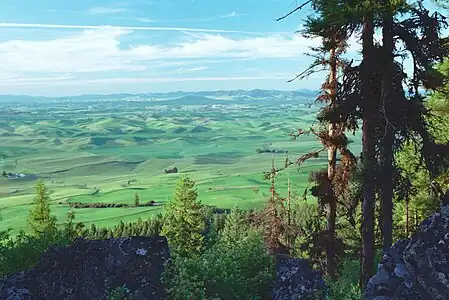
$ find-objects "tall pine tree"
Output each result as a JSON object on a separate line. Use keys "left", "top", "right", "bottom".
{"left": 161, "top": 176, "right": 205, "bottom": 258}
{"left": 28, "top": 180, "right": 57, "bottom": 235}
{"left": 277, "top": 0, "right": 358, "bottom": 277}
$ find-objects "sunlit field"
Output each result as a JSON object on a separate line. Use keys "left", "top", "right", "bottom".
{"left": 0, "top": 92, "right": 362, "bottom": 233}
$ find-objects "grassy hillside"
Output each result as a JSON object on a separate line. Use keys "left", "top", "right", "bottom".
{"left": 0, "top": 93, "right": 362, "bottom": 233}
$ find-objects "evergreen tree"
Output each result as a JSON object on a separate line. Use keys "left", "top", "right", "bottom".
{"left": 90, "top": 223, "right": 97, "bottom": 237}
{"left": 219, "top": 207, "right": 249, "bottom": 247}
{"left": 303, "top": 0, "right": 360, "bottom": 278}
{"left": 63, "top": 209, "right": 84, "bottom": 239}
{"left": 395, "top": 56, "right": 449, "bottom": 235}
{"left": 277, "top": 0, "right": 448, "bottom": 286}
{"left": 134, "top": 192, "right": 140, "bottom": 207}
{"left": 277, "top": 0, "right": 359, "bottom": 277}
{"left": 161, "top": 176, "right": 205, "bottom": 258}
{"left": 27, "top": 180, "right": 57, "bottom": 235}
{"left": 432, "top": 0, "right": 448, "bottom": 9}
{"left": 428, "top": 57, "right": 449, "bottom": 115}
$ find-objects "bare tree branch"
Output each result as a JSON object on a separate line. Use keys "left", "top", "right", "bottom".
{"left": 275, "top": 0, "right": 312, "bottom": 22}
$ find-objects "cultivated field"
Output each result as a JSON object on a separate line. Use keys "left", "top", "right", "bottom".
{"left": 0, "top": 91, "right": 362, "bottom": 233}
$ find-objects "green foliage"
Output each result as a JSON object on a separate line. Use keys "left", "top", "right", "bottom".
{"left": 27, "top": 180, "right": 57, "bottom": 236}
{"left": 106, "top": 285, "right": 133, "bottom": 300}
{"left": 289, "top": 202, "right": 326, "bottom": 263}
{"left": 432, "top": 0, "right": 449, "bottom": 9}
{"left": 0, "top": 180, "right": 79, "bottom": 277}
{"left": 0, "top": 228, "right": 74, "bottom": 276}
{"left": 83, "top": 214, "right": 163, "bottom": 240}
{"left": 326, "top": 259, "right": 361, "bottom": 300}
{"left": 219, "top": 207, "right": 249, "bottom": 246}
{"left": 162, "top": 176, "right": 205, "bottom": 258}
{"left": 162, "top": 210, "right": 275, "bottom": 300}
{"left": 394, "top": 60, "right": 449, "bottom": 235}
{"left": 64, "top": 209, "right": 86, "bottom": 239}
{"left": 201, "top": 207, "right": 227, "bottom": 249}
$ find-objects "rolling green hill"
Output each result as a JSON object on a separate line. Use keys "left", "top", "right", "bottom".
{"left": 0, "top": 90, "right": 361, "bottom": 234}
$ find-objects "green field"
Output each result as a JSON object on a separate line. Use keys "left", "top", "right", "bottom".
{"left": 0, "top": 94, "right": 362, "bottom": 233}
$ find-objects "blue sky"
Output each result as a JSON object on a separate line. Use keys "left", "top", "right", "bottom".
{"left": 0, "top": 0, "right": 443, "bottom": 96}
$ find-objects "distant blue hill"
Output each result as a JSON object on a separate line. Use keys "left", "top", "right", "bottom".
{"left": 0, "top": 89, "right": 319, "bottom": 104}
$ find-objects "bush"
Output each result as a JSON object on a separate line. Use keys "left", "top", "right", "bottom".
{"left": 0, "top": 229, "right": 74, "bottom": 276}
{"left": 326, "top": 259, "right": 361, "bottom": 300}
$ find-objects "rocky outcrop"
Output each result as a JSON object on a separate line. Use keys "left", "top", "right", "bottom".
{"left": 365, "top": 205, "right": 449, "bottom": 300}
{"left": 0, "top": 236, "right": 169, "bottom": 300}
{"left": 272, "top": 254, "right": 327, "bottom": 300}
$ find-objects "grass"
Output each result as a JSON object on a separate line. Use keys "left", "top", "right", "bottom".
{"left": 0, "top": 100, "right": 362, "bottom": 234}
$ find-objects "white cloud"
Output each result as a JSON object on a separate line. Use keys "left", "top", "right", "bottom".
{"left": 85, "top": 74, "right": 292, "bottom": 85}
{"left": 0, "top": 28, "right": 323, "bottom": 75}
{"left": 0, "top": 74, "right": 74, "bottom": 84}
{"left": 135, "top": 17, "right": 155, "bottom": 23}
{"left": 151, "top": 58, "right": 254, "bottom": 68}
{"left": 176, "top": 66, "right": 208, "bottom": 73}
{"left": 0, "top": 75, "right": 291, "bottom": 90}
{"left": 131, "top": 33, "right": 322, "bottom": 60}
{"left": 221, "top": 11, "right": 246, "bottom": 18}
{"left": 0, "top": 28, "right": 143, "bottom": 73}
{"left": 0, "top": 23, "right": 266, "bottom": 34}
{"left": 86, "top": 7, "right": 128, "bottom": 15}
{"left": 0, "top": 23, "right": 374, "bottom": 94}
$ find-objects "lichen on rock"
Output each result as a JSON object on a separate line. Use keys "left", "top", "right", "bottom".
{"left": 0, "top": 236, "right": 169, "bottom": 300}
{"left": 365, "top": 205, "right": 449, "bottom": 300}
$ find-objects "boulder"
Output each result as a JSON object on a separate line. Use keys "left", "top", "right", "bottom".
{"left": 272, "top": 254, "right": 327, "bottom": 300}
{"left": 0, "top": 236, "right": 170, "bottom": 300}
{"left": 365, "top": 205, "right": 449, "bottom": 300}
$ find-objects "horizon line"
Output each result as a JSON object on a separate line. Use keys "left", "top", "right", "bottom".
{"left": 0, "top": 88, "right": 319, "bottom": 98}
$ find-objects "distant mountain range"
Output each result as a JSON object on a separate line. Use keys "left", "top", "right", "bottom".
{"left": 0, "top": 89, "right": 320, "bottom": 105}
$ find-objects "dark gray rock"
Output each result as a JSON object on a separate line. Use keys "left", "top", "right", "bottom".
{"left": 272, "top": 254, "right": 327, "bottom": 300}
{"left": 365, "top": 205, "right": 449, "bottom": 300}
{"left": 0, "top": 236, "right": 169, "bottom": 300}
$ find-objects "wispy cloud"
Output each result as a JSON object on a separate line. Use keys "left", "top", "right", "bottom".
{"left": 132, "top": 11, "right": 246, "bottom": 24}
{"left": 0, "top": 74, "right": 74, "bottom": 84}
{"left": 176, "top": 66, "right": 208, "bottom": 73}
{"left": 221, "top": 11, "right": 246, "bottom": 18}
{"left": 0, "top": 26, "right": 357, "bottom": 77}
{"left": 0, "top": 27, "right": 323, "bottom": 76}
{"left": 153, "top": 58, "right": 254, "bottom": 68}
{"left": 84, "top": 75, "right": 293, "bottom": 85}
{"left": 0, "top": 23, "right": 265, "bottom": 34}
{"left": 135, "top": 17, "right": 155, "bottom": 23}
{"left": 0, "top": 23, "right": 368, "bottom": 94}
{"left": 0, "top": 74, "right": 291, "bottom": 92}
{"left": 86, "top": 7, "right": 128, "bottom": 15}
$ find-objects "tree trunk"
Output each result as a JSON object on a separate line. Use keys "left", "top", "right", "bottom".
{"left": 414, "top": 208, "right": 419, "bottom": 230}
{"left": 325, "top": 47, "right": 338, "bottom": 278}
{"left": 360, "top": 12, "right": 377, "bottom": 288}
{"left": 380, "top": 2, "right": 395, "bottom": 254}
{"left": 405, "top": 199, "right": 409, "bottom": 236}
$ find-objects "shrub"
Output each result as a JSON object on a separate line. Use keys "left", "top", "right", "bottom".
{"left": 326, "top": 259, "right": 361, "bottom": 300}
{"left": 0, "top": 228, "right": 74, "bottom": 276}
